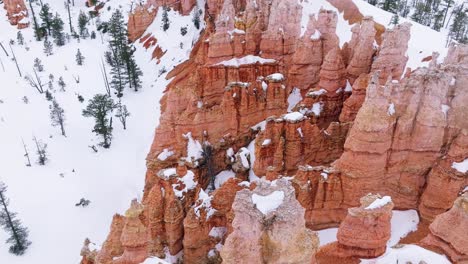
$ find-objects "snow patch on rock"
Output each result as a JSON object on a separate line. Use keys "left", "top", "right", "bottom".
{"left": 252, "top": 191, "right": 285, "bottom": 215}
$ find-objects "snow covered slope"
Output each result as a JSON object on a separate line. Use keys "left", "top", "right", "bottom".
{"left": 0, "top": 0, "right": 204, "bottom": 263}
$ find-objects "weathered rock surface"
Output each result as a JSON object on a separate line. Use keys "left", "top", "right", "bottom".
{"left": 220, "top": 179, "right": 319, "bottom": 264}
{"left": 421, "top": 193, "right": 468, "bottom": 263}
{"left": 3, "top": 0, "right": 29, "bottom": 28}
{"left": 317, "top": 194, "right": 394, "bottom": 259}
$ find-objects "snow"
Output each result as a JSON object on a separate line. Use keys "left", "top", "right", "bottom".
{"left": 215, "top": 55, "right": 276, "bottom": 67}
{"left": 310, "top": 30, "right": 321, "bottom": 40}
{"left": 214, "top": 170, "right": 235, "bottom": 189}
{"left": 387, "top": 103, "right": 395, "bottom": 116}
{"left": 172, "top": 170, "right": 197, "bottom": 198}
{"left": 388, "top": 210, "right": 419, "bottom": 247}
{"left": 266, "top": 73, "right": 284, "bottom": 81}
{"left": 450, "top": 77, "right": 456, "bottom": 85}
{"left": 251, "top": 191, "right": 284, "bottom": 215}
{"left": 308, "top": 88, "right": 327, "bottom": 96}
{"left": 238, "top": 147, "right": 250, "bottom": 169}
{"left": 361, "top": 244, "right": 451, "bottom": 264}
{"left": 311, "top": 102, "right": 322, "bottom": 116}
{"left": 287, "top": 87, "right": 302, "bottom": 112}
{"left": 283, "top": 111, "right": 305, "bottom": 121}
{"left": 142, "top": 257, "right": 171, "bottom": 264}
{"left": 344, "top": 80, "right": 353, "bottom": 92}
{"left": 452, "top": 158, "right": 468, "bottom": 173}
{"left": 262, "top": 139, "right": 271, "bottom": 146}
{"left": 317, "top": 228, "right": 338, "bottom": 246}
{"left": 261, "top": 81, "right": 268, "bottom": 91}
{"left": 193, "top": 189, "right": 216, "bottom": 218}
{"left": 142, "top": 248, "right": 183, "bottom": 264}
{"left": 157, "top": 148, "right": 174, "bottom": 161}
{"left": 297, "top": 127, "right": 303, "bottom": 138}
{"left": 226, "top": 148, "right": 235, "bottom": 162}
{"left": 162, "top": 168, "right": 177, "bottom": 178}
{"left": 247, "top": 139, "right": 260, "bottom": 182}
{"left": 320, "top": 172, "right": 328, "bottom": 181}
{"left": 441, "top": 104, "right": 450, "bottom": 118}
{"left": 365, "top": 196, "right": 392, "bottom": 210}
{"left": 0, "top": 0, "right": 207, "bottom": 262}
{"left": 251, "top": 120, "right": 266, "bottom": 131}
{"left": 183, "top": 132, "right": 203, "bottom": 163}
{"left": 209, "top": 227, "right": 227, "bottom": 238}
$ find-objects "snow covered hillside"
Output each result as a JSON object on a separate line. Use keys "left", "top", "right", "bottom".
{"left": 0, "top": 0, "right": 204, "bottom": 263}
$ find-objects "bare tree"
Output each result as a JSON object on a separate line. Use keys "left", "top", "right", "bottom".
{"left": 32, "top": 136, "right": 47, "bottom": 165}
{"left": 21, "top": 138, "right": 31, "bottom": 166}
{"left": 25, "top": 69, "right": 44, "bottom": 93}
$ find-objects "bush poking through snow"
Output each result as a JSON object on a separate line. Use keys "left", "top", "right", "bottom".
{"left": 0, "top": 182, "right": 31, "bottom": 255}
{"left": 76, "top": 49, "right": 85, "bottom": 65}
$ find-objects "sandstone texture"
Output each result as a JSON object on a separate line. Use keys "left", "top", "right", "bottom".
{"left": 220, "top": 179, "right": 319, "bottom": 264}
{"left": 3, "top": 0, "right": 29, "bottom": 29}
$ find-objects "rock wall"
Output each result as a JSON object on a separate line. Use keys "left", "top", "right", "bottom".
{"left": 317, "top": 194, "right": 394, "bottom": 260}
{"left": 2, "top": 0, "right": 29, "bottom": 29}
{"left": 220, "top": 179, "right": 319, "bottom": 264}
{"left": 421, "top": 192, "right": 468, "bottom": 263}
{"left": 87, "top": 0, "right": 468, "bottom": 263}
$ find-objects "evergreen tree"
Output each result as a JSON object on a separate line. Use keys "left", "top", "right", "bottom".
{"left": 43, "top": 39, "right": 53, "bottom": 56}
{"left": 51, "top": 13, "right": 65, "bottom": 46}
{"left": 82, "top": 94, "right": 115, "bottom": 148}
{"left": 16, "top": 31, "right": 24, "bottom": 45}
{"left": 448, "top": 5, "right": 468, "bottom": 43}
{"left": 58, "top": 77, "right": 66, "bottom": 91}
{"left": 78, "top": 11, "right": 89, "bottom": 38}
{"left": 33, "top": 136, "right": 47, "bottom": 165}
{"left": 76, "top": 49, "right": 85, "bottom": 65}
{"left": 380, "top": 0, "right": 399, "bottom": 13}
{"left": 33, "top": 58, "right": 44, "bottom": 72}
{"left": 390, "top": 13, "right": 400, "bottom": 26}
{"left": 106, "top": 9, "right": 143, "bottom": 95}
{"left": 162, "top": 6, "right": 170, "bottom": 31}
{"left": 192, "top": 6, "right": 201, "bottom": 30}
{"left": 0, "top": 182, "right": 31, "bottom": 255}
{"left": 115, "top": 100, "right": 130, "bottom": 129}
{"left": 45, "top": 90, "right": 53, "bottom": 101}
{"left": 39, "top": 3, "right": 53, "bottom": 36}
{"left": 50, "top": 99, "right": 66, "bottom": 136}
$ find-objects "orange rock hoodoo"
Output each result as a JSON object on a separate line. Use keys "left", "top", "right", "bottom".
{"left": 84, "top": 0, "right": 468, "bottom": 263}
{"left": 2, "top": 0, "right": 29, "bottom": 29}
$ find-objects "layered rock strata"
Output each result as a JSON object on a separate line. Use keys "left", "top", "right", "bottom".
{"left": 220, "top": 179, "right": 319, "bottom": 264}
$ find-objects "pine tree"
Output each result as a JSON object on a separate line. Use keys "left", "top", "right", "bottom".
{"left": 78, "top": 11, "right": 89, "bottom": 38}
{"left": 50, "top": 99, "right": 66, "bottom": 136}
{"left": 126, "top": 50, "right": 143, "bottom": 92}
{"left": 39, "top": 3, "right": 53, "bottom": 36}
{"left": 107, "top": 10, "right": 129, "bottom": 97}
{"left": 33, "top": 58, "right": 44, "bottom": 72}
{"left": 192, "top": 6, "right": 201, "bottom": 30}
{"left": 115, "top": 100, "right": 130, "bottom": 129}
{"left": 390, "top": 13, "right": 400, "bottom": 26}
{"left": 33, "top": 136, "right": 47, "bottom": 165}
{"left": 82, "top": 94, "right": 115, "bottom": 148}
{"left": 76, "top": 49, "right": 85, "bottom": 65}
{"left": 380, "top": 0, "right": 399, "bottom": 13}
{"left": 16, "top": 31, "right": 24, "bottom": 45}
{"left": 51, "top": 13, "right": 65, "bottom": 46}
{"left": 162, "top": 6, "right": 170, "bottom": 31}
{"left": 58, "top": 77, "right": 66, "bottom": 91}
{"left": 0, "top": 182, "right": 31, "bottom": 255}
{"left": 448, "top": 5, "right": 468, "bottom": 43}
{"left": 43, "top": 39, "right": 53, "bottom": 56}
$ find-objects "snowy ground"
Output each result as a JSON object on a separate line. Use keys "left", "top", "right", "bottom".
{"left": 0, "top": 0, "right": 204, "bottom": 263}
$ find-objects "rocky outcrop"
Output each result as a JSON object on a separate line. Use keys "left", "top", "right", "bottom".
{"left": 317, "top": 194, "right": 394, "bottom": 259}
{"left": 370, "top": 22, "right": 411, "bottom": 83}
{"left": 220, "top": 179, "right": 319, "bottom": 263}
{"left": 3, "top": 0, "right": 29, "bottom": 28}
{"left": 421, "top": 193, "right": 468, "bottom": 263}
